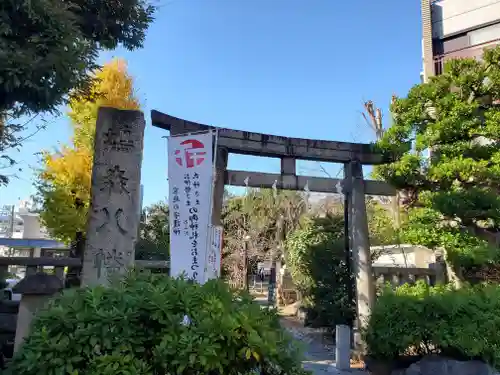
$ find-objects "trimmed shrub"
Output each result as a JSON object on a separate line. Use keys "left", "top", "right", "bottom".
{"left": 286, "top": 214, "right": 355, "bottom": 330}
{"left": 9, "top": 272, "right": 309, "bottom": 375}
{"left": 364, "top": 281, "right": 500, "bottom": 368}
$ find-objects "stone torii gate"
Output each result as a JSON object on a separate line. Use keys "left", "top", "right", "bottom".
{"left": 151, "top": 110, "right": 396, "bottom": 333}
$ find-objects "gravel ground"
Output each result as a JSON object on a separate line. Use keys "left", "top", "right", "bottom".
{"left": 280, "top": 316, "right": 368, "bottom": 375}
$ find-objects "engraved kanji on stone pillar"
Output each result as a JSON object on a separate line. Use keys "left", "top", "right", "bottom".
{"left": 82, "top": 107, "right": 145, "bottom": 287}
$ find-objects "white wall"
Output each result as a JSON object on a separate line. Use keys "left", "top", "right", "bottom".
{"left": 374, "top": 251, "right": 416, "bottom": 267}
{"left": 371, "top": 245, "right": 435, "bottom": 268}
{"left": 432, "top": 0, "right": 500, "bottom": 38}
{"left": 18, "top": 214, "right": 43, "bottom": 239}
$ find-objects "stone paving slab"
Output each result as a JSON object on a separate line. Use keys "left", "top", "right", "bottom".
{"left": 302, "top": 361, "right": 367, "bottom": 374}
{"left": 301, "top": 348, "right": 368, "bottom": 374}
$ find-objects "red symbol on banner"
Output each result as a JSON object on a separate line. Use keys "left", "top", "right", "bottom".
{"left": 174, "top": 139, "right": 207, "bottom": 168}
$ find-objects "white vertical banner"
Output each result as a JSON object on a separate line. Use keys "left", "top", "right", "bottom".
{"left": 168, "top": 131, "right": 214, "bottom": 283}
{"left": 205, "top": 225, "right": 223, "bottom": 282}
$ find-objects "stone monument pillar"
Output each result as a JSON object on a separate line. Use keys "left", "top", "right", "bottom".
{"left": 81, "top": 107, "right": 145, "bottom": 287}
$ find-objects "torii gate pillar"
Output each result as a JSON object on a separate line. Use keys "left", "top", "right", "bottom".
{"left": 152, "top": 110, "right": 396, "bottom": 351}
{"left": 346, "top": 160, "right": 376, "bottom": 349}
{"left": 212, "top": 147, "right": 228, "bottom": 226}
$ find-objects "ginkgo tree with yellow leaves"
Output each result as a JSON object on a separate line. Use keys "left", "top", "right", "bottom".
{"left": 35, "top": 59, "right": 140, "bottom": 243}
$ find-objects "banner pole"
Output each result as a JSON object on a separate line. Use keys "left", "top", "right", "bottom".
{"left": 203, "top": 129, "right": 219, "bottom": 283}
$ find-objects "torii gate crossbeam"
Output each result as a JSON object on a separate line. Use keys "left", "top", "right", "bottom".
{"left": 151, "top": 109, "right": 396, "bottom": 349}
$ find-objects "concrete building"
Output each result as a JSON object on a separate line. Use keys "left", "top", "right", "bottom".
{"left": 0, "top": 200, "right": 64, "bottom": 262}
{"left": 0, "top": 200, "right": 49, "bottom": 241}
{"left": 0, "top": 206, "right": 23, "bottom": 239}
{"left": 422, "top": 0, "right": 500, "bottom": 81}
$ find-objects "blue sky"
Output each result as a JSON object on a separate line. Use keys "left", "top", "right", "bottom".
{"left": 1, "top": 0, "right": 422, "bottom": 208}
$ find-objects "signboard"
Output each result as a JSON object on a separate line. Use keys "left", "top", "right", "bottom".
{"left": 205, "top": 225, "right": 223, "bottom": 282}
{"left": 168, "top": 132, "right": 214, "bottom": 283}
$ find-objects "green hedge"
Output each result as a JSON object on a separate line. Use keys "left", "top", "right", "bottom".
{"left": 9, "top": 272, "right": 309, "bottom": 375}
{"left": 286, "top": 214, "right": 355, "bottom": 330}
{"left": 364, "top": 281, "right": 500, "bottom": 368}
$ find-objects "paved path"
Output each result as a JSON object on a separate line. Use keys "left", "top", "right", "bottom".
{"left": 280, "top": 317, "right": 367, "bottom": 375}
{"left": 252, "top": 297, "right": 367, "bottom": 374}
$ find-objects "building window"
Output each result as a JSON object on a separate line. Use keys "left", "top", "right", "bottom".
{"left": 435, "top": 58, "right": 444, "bottom": 75}
{"left": 469, "top": 23, "right": 500, "bottom": 47}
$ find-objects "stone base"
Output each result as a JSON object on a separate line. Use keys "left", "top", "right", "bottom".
{"left": 296, "top": 306, "right": 307, "bottom": 323}
{"left": 365, "top": 355, "right": 499, "bottom": 375}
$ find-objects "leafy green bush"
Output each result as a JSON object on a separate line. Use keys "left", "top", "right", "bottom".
{"left": 400, "top": 207, "right": 500, "bottom": 272}
{"left": 9, "top": 272, "right": 309, "bottom": 375}
{"left": 364, "top": 281, "right": 500, "bottom": 368}
{"left": 286, "top": 214, "right": 355, "bottom": 330}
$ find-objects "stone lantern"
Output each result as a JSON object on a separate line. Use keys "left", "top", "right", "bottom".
{"left": 13, "top": 272, "right": 63, "bottom": 353}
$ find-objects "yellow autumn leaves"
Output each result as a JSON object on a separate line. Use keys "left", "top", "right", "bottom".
{"left": 37, "top": 59, "right": 141, "bottom": 243}
{"left": 68, "top": 59, "right": 140, "bottom": 151}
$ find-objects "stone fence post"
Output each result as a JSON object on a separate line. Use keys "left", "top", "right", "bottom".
{"left": 433, "top": 249, "right": 448, "bottom": 285}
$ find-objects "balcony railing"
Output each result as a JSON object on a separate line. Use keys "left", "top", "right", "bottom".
{"left": 433, "top": 37, "right": 500, "bottom": 75}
